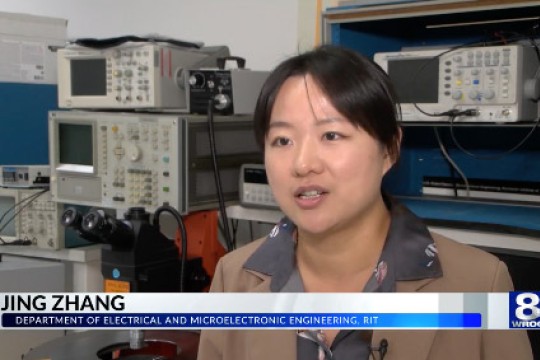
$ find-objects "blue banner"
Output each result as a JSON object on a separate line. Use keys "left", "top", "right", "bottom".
{"left": 1, "top": 313, "right": 481, "bottom": 329}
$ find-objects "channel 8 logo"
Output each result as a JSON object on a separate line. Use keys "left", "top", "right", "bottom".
{"left": 509, "top": 292, "right": 540, "bottom": 328}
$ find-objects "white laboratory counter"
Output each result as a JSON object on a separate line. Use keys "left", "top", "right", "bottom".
{"left": 0, "top": 244, "right": 103, "bottom": 292}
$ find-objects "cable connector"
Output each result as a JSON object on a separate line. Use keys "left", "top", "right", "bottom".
{"left": 2, "top": 239, "right": 32, "bottom": 246}
{"left": 462, "top": 108, "right": 478, "bottom": 117}
{"left": 440, "top": 109, "right": 478, "bottom": 118}
{"left": 438, "top": 109, "right": 461, "bottom": 117}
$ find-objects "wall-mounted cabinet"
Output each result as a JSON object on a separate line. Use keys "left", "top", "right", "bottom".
{"left": 323, "top": 1, "right": 540, "bottom": 57}
{"left": 322, "top": 1, "right": 540, "bottom": 235}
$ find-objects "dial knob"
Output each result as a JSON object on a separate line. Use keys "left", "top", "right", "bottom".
{"left": 188, "top": 73, "right": 205, "bottom": 88}
{"left": 484, "top": 89, "right": 496, "bottom": 100}
{"left": 451, "top": 90, "right": 463, "bottom": 100}
{"left": 468, "top": 90, "right": 479, "bottom": 100}
{"left": 214, "top": 93, "right": 231, "bottom": 111}
{"left": 127, "top": 144, "right": 142, "bottom": 162}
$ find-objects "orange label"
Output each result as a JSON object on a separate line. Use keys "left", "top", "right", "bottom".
{"left": 104, "top": 279, "right": 130, "bottom": 293}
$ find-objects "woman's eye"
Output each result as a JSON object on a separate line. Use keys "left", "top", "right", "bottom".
{"left": 271, "top": 137, "right": 291, "bottom": 147}
{"left": 323, "top": 132, "right": 341, "bottom": 141}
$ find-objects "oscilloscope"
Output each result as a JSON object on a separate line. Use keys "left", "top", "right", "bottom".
{"left": 374, "top": 44, "right": 540, "bottom": 122}
{"left": 49, "top": 111, "right": 262, "bottom": 214}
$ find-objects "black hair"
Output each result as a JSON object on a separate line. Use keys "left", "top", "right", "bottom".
{"left": 253, "top": 45, "right": 401, "bottom": 160}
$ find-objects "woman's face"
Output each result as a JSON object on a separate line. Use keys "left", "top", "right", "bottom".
{"left": 265, "top": 75, "right": 394, "bottom": 237}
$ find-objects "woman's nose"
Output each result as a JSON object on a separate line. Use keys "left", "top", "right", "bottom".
{"left": 293, "top": 138, "right": 324, "bottom": 177}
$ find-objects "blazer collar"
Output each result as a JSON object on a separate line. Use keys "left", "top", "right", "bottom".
{"left": 243, "top": 196, "right": 443, "bottom": 292}
{"left": 243, "top": 218, "right": 297, "bottom": 292}
{"left": 239, "top": 196, "right": 442, "bottom": 360}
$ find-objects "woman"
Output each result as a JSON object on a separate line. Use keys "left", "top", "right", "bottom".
{"left": 197, "top": 45, "right": 532, "bottom": 360}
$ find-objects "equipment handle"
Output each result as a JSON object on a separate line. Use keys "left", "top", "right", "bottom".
{"left": 217, "top": 56, "right": 246, "bottom": 69}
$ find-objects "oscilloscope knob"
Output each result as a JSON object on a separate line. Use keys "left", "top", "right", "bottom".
{"left": 484, "top": 89, "right": 496, "bottom": 100}
{"left": 451, "top": 90, "right": 463, "bottom": 100}
{"left": 214, "top": 93, "right": 231, "bottom": 111}
{"left": 468, "top": 90, "right": 479, "bottom": 100}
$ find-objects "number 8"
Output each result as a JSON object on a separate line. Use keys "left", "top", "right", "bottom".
{"left": 515, "top": 293, "right": 540, "bottom": 321}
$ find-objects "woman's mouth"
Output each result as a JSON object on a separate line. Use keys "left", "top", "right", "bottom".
{"left": 294, "top": 187, "right": 328, "bottom": 209}
{"left": 298, "top": 190, "right": 323, "bottom": 199}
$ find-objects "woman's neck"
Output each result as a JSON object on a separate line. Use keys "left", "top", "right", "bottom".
{"left": 296, "top": 196, "right": 391, "bottom": 291}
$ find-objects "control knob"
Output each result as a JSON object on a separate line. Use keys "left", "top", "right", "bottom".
{"left": 468, "top": 90, "right": 480, "bottom": 100}
{"left": 451, "top": 90, "right": 463, "bottom": 100}
{"left": 188, "top": 73, "right": 205, "bottom": 88}
{"left": 127, "top": 144, "right": 142, "bottom": 162}
{"left": 214, "top": 93, "right": 231, "bottom": 111}
{"left": 483, "top": 89, "right": 496, "bottom": 100}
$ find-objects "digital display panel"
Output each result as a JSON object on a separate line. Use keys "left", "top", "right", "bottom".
{"left": 387, "top": 57, "right": 439, "bottom": 103}
{"left": 58, "top": 123, "right": 93, "bottom": 166}
{"left": 244, "top": 168, "right": 268, "bottom": 184}
{"left": 70, "top": 59, "right": 107, "bottom": 96}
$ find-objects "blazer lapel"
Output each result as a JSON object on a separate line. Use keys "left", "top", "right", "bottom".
{"left": 240, "top": 263, "right": 441, "bottom": 360}
{"left": 240, "top": 269, "right": 296, "bottom": 360}
{"left": 245, "top": 269, "right": 272, "bottom": 292}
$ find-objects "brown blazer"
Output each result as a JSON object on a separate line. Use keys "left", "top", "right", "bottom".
{"left": 197, "top": 233, "right": 533, "bottom": 360}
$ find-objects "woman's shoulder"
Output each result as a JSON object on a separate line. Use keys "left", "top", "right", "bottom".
{"left": 210, "top": 239, "right": 269, "bottom": 292}
{"left": 432, "top": 232, "right": 499, "bottom": 263}
{"left": 210, "top": 237, "right": 272, "bottom": 293}
{"left": 428, "top": 232, "right": 512, "bottom": 291}
{"left": 219, "top": 237, "right": 267, "bottom": 270}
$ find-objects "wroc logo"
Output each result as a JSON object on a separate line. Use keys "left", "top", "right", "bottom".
{"left": 510, "top": 292, "right": 540, "bottom": 328}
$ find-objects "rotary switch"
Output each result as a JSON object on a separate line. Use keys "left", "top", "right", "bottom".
{"left": 127, "top": 144, "right": 142, "bottom": 162}
{"left": 188, "top": 73, "right": 205, "bottom": 88}
{"left": 214, "top": 93, "right": 231, "bottom": 111}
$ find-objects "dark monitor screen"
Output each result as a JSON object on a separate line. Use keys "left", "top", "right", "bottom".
{"left": 70, "top": 59, "right": 107, "bottom": 96}
{"left": 387, "top": 57, "right": 439, "bottom": 104}
{"left": 0, "top": 196, "right": 16, "bottom": 237}
{"left": 244, "top": 168, "right": 268, "bottom": 184}
{"left": 58, "top": 123, "right": 93, "bottom": 166}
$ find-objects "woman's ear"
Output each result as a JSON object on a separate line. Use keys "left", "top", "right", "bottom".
{"left": 393, "top": 127, "right": 403, "bottom": 162}
{"left": 382, "top": 127, "right": 402, "bottom": 175}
